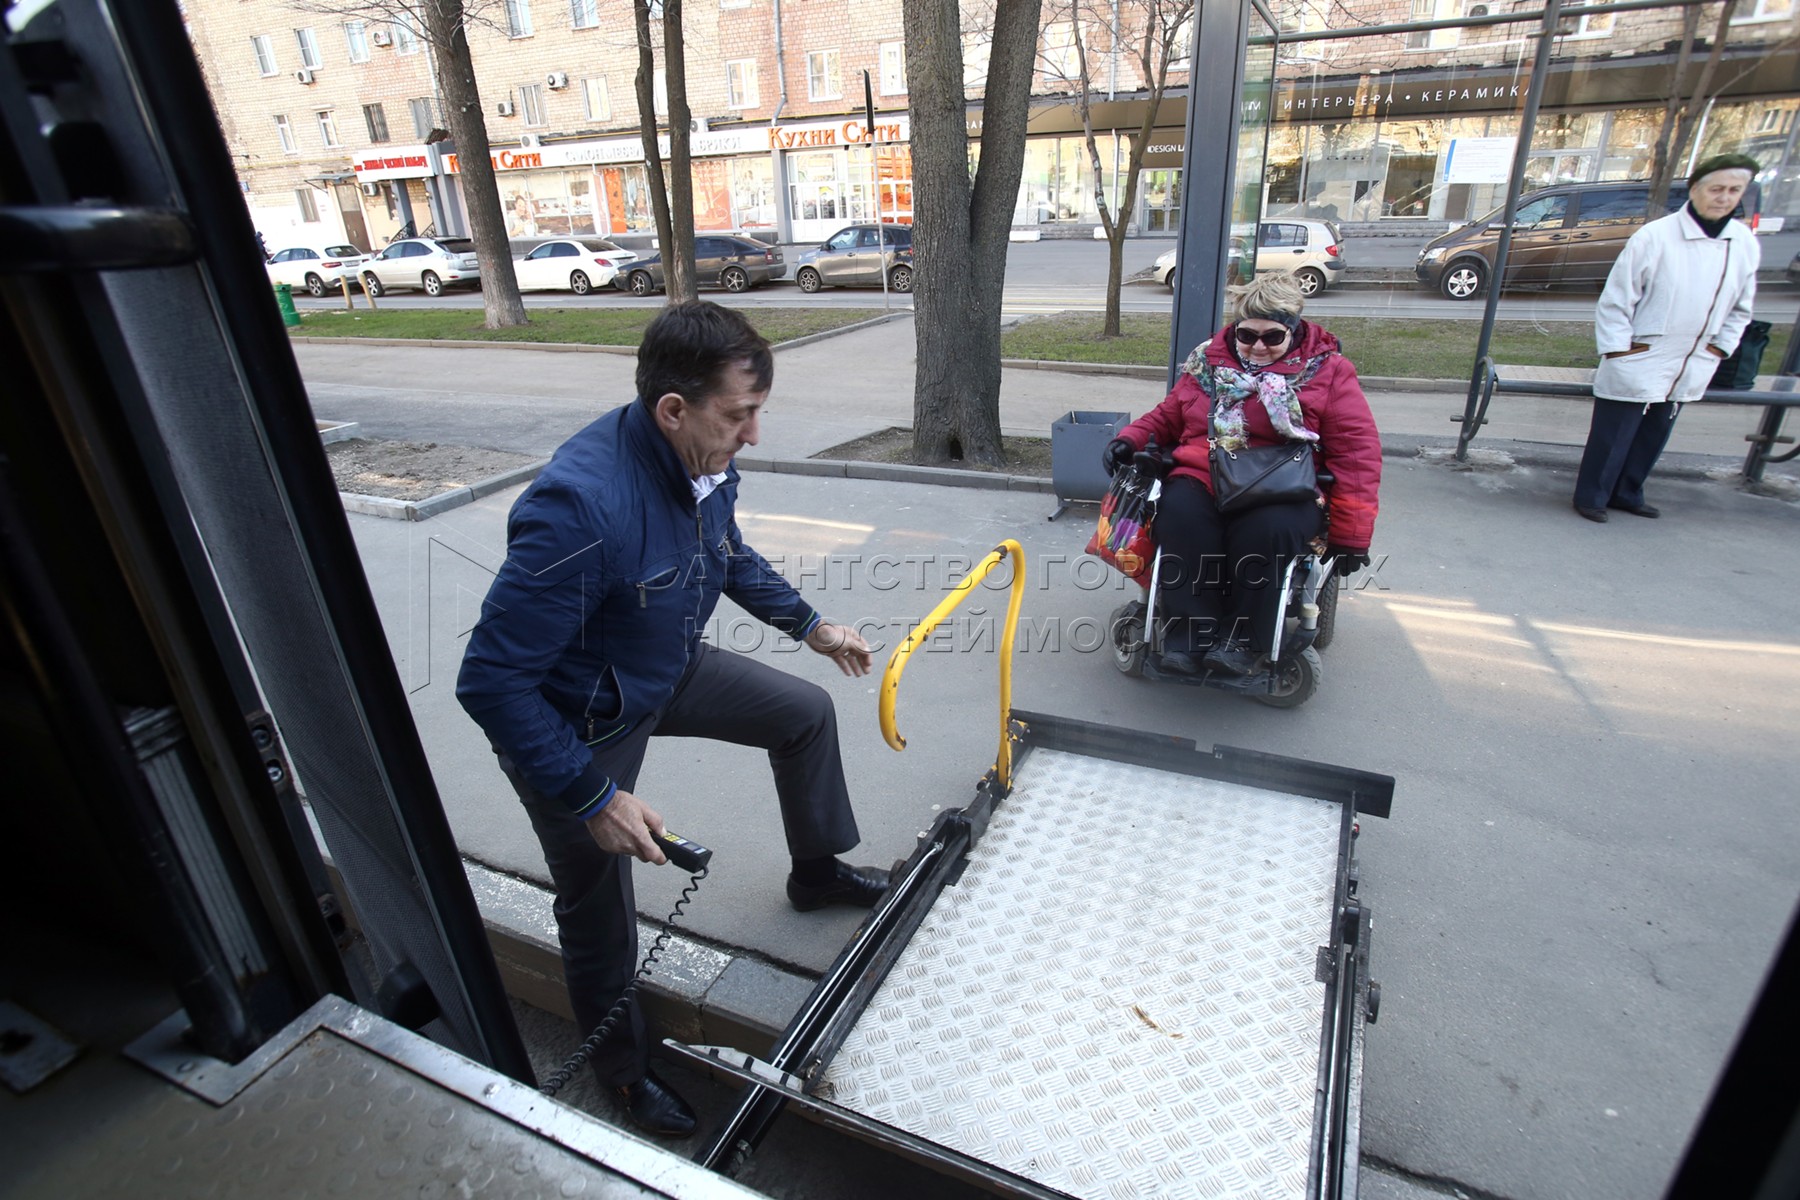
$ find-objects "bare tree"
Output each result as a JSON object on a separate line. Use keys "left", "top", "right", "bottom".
{"left": 903, "top": 0, "right": 1044, "bottom": 467}
{"left": 293, "top": 1, "right": 526, "bottom": 328}
{"left": 632, "top": 0, "right": 696, "bottom": 303}
{"left": 1047, "top": 0, "right": 1194, "bottom": 338}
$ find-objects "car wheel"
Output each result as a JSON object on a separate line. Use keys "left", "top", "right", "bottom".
{"left": 422, "top": 271, "right": 444, "bottom": 297}
{"left": 569, "top": 270, "right": 591, "bottom": 296}
{"left": 796, "top": 267, "right": 822, "bottom": 293}
{"left": 890, "top": 264, "right": 914, "bottom": 294}
{"left": 1295, "top": 266, "right": 1326, "bottom": 297}
{"left": 721, "top": 266, "right": 749, "bottom": 293}
{"left": 304, "top": 272, "right": 326, "bottom": 297}
{"left": 629, "top": 270, "right": 654, "bottom": 296}
{"left": 362, "top": 272, "right": 385, "bottom": 299}
{"left": 1441, "top": 260, "right": 1486, "bottom": 301}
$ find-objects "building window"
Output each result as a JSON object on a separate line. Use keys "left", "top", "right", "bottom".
{"left": 393, "top": 14, "right": 419, "bottom": 54}
{"left": 583, "top": 77, "right": 610, "bottom": 121}
{"left": 504, "top": 0, "right": 533, "bottom": 37}
{"left": 1169, "top": 14, "right": 1194, "bottom": 65}
{"left": 295, "top": 188, "right": 319, "bottom": 223}
{"left": 344, "top": 20, "right": 369, "bottom": 63}
{"left": 879, "top": 42, "right": 906, "bottom": 95}
{"left": 726, "top": 59, "right": 759, "bottom": 108}
{"left": 295, "top": 27, "right": 321, "bottom": 71}
{"left": 1042, "top": 21, "right": 1080, "bottom": 80}
{"left": 806, "top": 50, "right": 840, "bottom": 101}
{"left": 363, "top": 103, "right": 390, "bottom": 143}
{"left": 721, "top": 0, "right": 749, "bottom": 8}
{"left": 410, "top": 97, "right": 435, "bottom": 138}
{"left": 653, "top": 68, "right": 667, "bottom": 116}
{"left": 1560, "top": 10, "right": 1615, "bottom": 37}
{"left": 1731, "top": 0, "right": 1795, "bottom": 22}
{"left": 275, "top": 114, "right": 296, "bottom": 154}
{"left": 570, "top": 0, "right": 598, "bottom": 28}
{"left": 251, "top": 35, "right": 276, "bottom": 76}
{"left": 1403, "top": 0, "right": 1460, "bottom": 50}
{"left": 317, "top": 109, "right": 341, "bottom": 148}
{"left": 519, "top": 83, "right": 546, "bottom": 127}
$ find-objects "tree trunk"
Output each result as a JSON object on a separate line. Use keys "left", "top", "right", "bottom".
{"left": 664, "top": 0, "right": 697, "bottom": 303}
{"left": 1648, "top": 2, "right": 1738, "bottom": 215}
{"left": 905, "top": 0, "right": 1043, "bottom": 467}
{"left": 422, "top": 0, "right": 525, "bottom": 328}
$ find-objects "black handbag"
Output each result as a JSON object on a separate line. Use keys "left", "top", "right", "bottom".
{"left": 1710, "top": 319, "right": 1771, "bottom": 391}
{"left": 1209, "top": 441, "right": 1318, "bottom": 513}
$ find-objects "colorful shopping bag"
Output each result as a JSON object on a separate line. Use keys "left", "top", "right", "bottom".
{"left": 1085, "top": 463, "right": 1158, "bottom": 586}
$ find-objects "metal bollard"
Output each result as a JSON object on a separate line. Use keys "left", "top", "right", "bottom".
{"left": 274, "top": 282, "right": 301, "bottom": 328}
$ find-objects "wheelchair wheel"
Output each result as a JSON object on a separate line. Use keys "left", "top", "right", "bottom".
{"left": 1314, "top": 574, "right": 1340, "bottom": 651}
{"left": 1256, "top": 646, "right": 1322, "bottom": 708}
{"left": 1109, "top": 601, "right": 1147, "bottom": 677}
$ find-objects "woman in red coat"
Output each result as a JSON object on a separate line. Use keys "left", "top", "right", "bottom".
{"left": 1103, "top": 273, "right": 1382, "bottom": 676}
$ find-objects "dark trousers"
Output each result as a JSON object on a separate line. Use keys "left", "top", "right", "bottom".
{"left": 496, "top": 642, "right": 860, "bottom": 1087}
{"left": 1154, "top": 475, "right": 1324, "bottom": 655}
{"left": 1574, "top": 398, "right": 1679, "bottom": 511}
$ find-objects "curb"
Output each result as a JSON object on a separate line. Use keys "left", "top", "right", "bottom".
{"left": 735, "top": 454, "right": 1055, "bottom": 494}
{"left": 338, "top": 459, "right": 548, "bottom": 522}
{"left": 293, "top": 310, "right": 906, "bottom": 356}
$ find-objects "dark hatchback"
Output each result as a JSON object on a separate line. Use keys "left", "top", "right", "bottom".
{"left": 614, "top": 234, "right": 786, "bottom": 294}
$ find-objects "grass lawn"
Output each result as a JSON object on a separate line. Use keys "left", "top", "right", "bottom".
{"left": 289, "top": 306, "right": 885, "bottom": 346}
{"left": 1002, "top": 311, "right": 1792, "bottom": 381}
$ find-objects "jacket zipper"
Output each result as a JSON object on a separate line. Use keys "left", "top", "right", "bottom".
{"left": 1663, "top": 239, "right": 1731, "bottom": 407}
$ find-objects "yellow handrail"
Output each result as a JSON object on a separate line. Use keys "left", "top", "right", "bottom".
{"left": 878, "top": 539, "right": 1026, "bottom": 791}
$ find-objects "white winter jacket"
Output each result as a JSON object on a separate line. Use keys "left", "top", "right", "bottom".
{"left": 1591, "top": 207, "right": 1760, "bottom": 406}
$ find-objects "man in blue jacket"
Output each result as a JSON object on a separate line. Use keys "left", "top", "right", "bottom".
{"left": 457, "top": 301, "right": 888, "bottom": 1136}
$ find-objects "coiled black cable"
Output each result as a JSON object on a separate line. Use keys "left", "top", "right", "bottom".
{"left": 540, "top": 867, "right": 708, "bottom": 1098}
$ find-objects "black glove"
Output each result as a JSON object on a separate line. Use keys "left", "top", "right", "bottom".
{"left": 1102, "top": 438, "right": 1136, "bottom": 476}
{"left": 1327, "top": 546, "right": 1371, "bottom": 577}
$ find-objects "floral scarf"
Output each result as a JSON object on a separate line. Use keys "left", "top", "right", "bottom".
{"left": 1182, "top": 342, "right": 1329, "bottom": 453}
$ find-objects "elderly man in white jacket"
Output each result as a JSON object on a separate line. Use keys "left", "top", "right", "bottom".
{"left": 1573, "top": 154, "right": 1761, "bottom": 522}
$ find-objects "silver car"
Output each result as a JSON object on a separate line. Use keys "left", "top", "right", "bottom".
{"left": 1154, "top": 219, "right": 1345, "bottom": 296}
{"left": 361, "top": 236, "right": 482, "bottom": 297}
{"left": 793, "top": 223, "right": 914, "bottom": 293}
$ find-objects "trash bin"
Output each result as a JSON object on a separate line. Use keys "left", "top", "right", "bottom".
{"left": 1048, "top": 410, "right": 1128, "bottom": 521}
{"left": 274, "top": 282, "right": 301, "bottom": 328}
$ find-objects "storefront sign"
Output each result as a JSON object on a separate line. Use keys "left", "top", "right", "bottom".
{"left": 1444, "top": 136, "right": 1518, "bottom": 184}
{"left": 768, "top": 115, "right": 911, "bottom": 151}
{"left": 352, "top": 145, "right": 433, "bottom": 181}
{"left": 1277, "top": 73, "right": 1529, "bottom": 119}
{"left": 446, "top": 128, "right": 767, "bottom": 172}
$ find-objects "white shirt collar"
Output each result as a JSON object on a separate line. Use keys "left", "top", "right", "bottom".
{"left": 690, "top": 470, "right": 729, "bottom": 502}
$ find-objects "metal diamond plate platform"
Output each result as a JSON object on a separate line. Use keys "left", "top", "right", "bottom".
{"left": 816, "top": 748, "right": 1344, "bottom": 1199}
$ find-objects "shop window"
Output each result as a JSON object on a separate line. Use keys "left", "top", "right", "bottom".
{"left": 344, "top": 20, "right": 369, "bottom": 64}
{"left": 252, "top": 34, "right": 276, "bottom": 76}
{"left": 583, "top": 77, "right": 610, "bottom": 122}
{"left": 295, "top": 188, "right": 320, "bottom": 223}
{"left": 295, "top": 27, "right": 320, "bottom": 71}
{"left": 807, "top": 50, "right": 841, "bottom": 101}
{"left": 505, "top": 0, "right": 533, "bottom": 38}
{"left": 393, "top": 14, "right": 419, "bottom": 54}
{"left": 727, "top": 59, "right": 759, "bottom": 108}
{"left": 364, "top": 103, "right": 390, "bottom": 144}
{"left": 317, "top": 109, "right": 342, "bottom": 148}
{"left": 520, "top": 83, "right": 546, "bottom": 126}
{"left": 880, "top": 42, "right": 906, "bottom": 95}
{"left": 275, "top": 114, "right": 296, "bottom": 154}
{"left": 570, "top": 0, "right": 598, "bottom": 29}
{"left": 409, "top": 97, "right": 435, "bottom": 139}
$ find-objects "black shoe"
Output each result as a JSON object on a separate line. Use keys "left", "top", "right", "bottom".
{"left": 786, "top": 861, "right": 890, "bottom": 912}
{"left": 1202, "top": 640, "right": 1260, "bottom": 676}
{"left": 615, "top": 1070, "right": 697, "bottom": 1137}
{"left": 1574, "top": 505, "right": 1609, "bottom": 523}
{"left": 1158, "top": 650, "right": 1200, "bottom": 675}
{"left": 1608, "top": 501, "right": 1660, "bottom": 518}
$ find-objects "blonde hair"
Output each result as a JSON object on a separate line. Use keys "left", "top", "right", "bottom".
{"left": 1230, "top": 272, "right": 1306, "bottom": 323}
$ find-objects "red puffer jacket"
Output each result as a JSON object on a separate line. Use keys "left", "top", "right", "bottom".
{"left": 1116, "top": 321, "right": 1382, "bottom": 550}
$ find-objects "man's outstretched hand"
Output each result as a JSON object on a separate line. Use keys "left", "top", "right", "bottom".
{"left": 583, "top": 788, "right": 668, "bottom": 864}
{"left": 806, "top": 621, "right": 874, "bottom": 677}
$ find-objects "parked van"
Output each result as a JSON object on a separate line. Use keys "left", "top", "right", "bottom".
{"left": 1413, "top": 179, "right": 1750, "bottom": 300}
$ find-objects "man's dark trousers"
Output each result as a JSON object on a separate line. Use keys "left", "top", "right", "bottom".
{"left": 496, "top": 641, "right": 860, "bottom": 1087}
{"left": 1574, "top": 398, "right": 1679, "bottom": 511}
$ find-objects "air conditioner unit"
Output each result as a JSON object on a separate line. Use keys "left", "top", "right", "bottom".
{"left": 690, "top": 117, "right": 710, "bottom": 134}
{"left": 1467, "top": 2, "right": 1489, "bottom": 14}
{"left": 496, "top": 100, "right": 515, "bottom": 117}
{"left": 362, "top": 182, "right": 382, "bottom": 197}
{"left": 518, "top": 133, "right": 542, "bottom": 149}
{"left": 295, "top": 69, "right": 316, "bottom": 84}
{"left": 546, "top": 72, "right": 569, "bottom": 90}
{"left": 371, "top": 28, "right": 392, "bottom": 47}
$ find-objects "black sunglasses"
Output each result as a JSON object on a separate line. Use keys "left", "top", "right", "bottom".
{"left": 1234, "top": 325, "right": 1292, "bottom": 348}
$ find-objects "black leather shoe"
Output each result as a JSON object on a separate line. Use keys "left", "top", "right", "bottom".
{"left": 1202, "top": 640, "right": 1260, "bottom": 676}
{"left": 615, "top": 1070, "right": 697, "bottom": 1137}
{"left": 1158, "top": 650, "right": 1200, "bottom": 675}
{"left": 1574, "top": 505, "right": 1609, "bottom": 523}
{"left": 786, "top": 861, "right": 890, "bottom": 912}
{"left": 1608, "top": 501, "right": 1659, "bottom": 518}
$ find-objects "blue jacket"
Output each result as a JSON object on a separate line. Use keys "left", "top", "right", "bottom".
{"left": 456, "top": 400, "right": 820, "bottom": 818}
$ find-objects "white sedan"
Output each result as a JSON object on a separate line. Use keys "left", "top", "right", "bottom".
{"left": 265, "top": 244, "right": 370, "bottom": 296}
{"left": 513, "top": 237, "right": 638, "bottom": 295}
